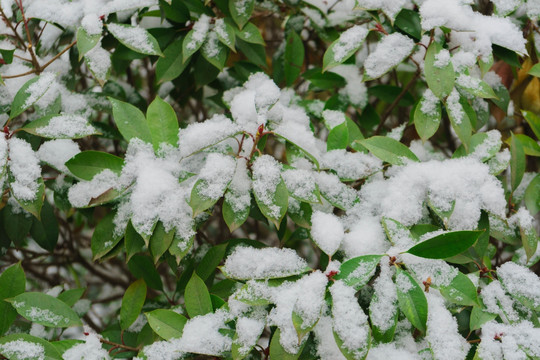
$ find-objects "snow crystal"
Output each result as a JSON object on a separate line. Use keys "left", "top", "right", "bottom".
{"left": 85, "top": 44, "right": 111, "bottom": 81}
{"left": 356, "top": 0, "right": 405, "bottom": 19}
{"left": 315, "top": 172, "right": 358, "bottom": 210}
{"left": 214, "top": 19, "right": 231, "bottom": 46}
{"left": 446, "top": 88, "right": 463, "bottom": 124}
{"left": 469, "top": 130, "right": 502, "bottom": 162}
{"left": 196, "top": 153, "right": 236, "bottom": 200}
{"left": 81, "top": 13, "right": 103, "bottom": 36}
{"left": 367, "top": 343, "right": 421, "bottom": 360}
{"left": 420, "top": 88, "right": 440, "bottom": 117}
{"left": 310, "top": 211, "right": 344, "bottom": 255}
{"left": 313, "top": 315, "right": 347, "bottom": 360}
{"left": 0, "top": 339, "right": 45, "bottom": 360}
{"left": 20, "top": 306, "right": 67, "bottom": 326}
{"left": 492, "top": 0, "right": 521, "bottom": 15}
{"left": 482, "top": 280, "right": 520, "bottom": 323}
{"left": 330, "top": 281, "right": 369, "bottom": 359}
{"left": 329, "top": 65, "right": 368, "bottom": 108}
{"left": 140, "top": 338, "right": 183, "bottom": 360}
{"left": 178, "top": 115, "right": 240, "bottom": 158}
{"left": 369, "top": 261, "right": 397, "bottom": 332}
{"left": 402, "top": 254, "right": 458, "bottom": 287}
{"left": 242, "top": 73, "right": 281, "bottom": 109}
{"left": 37, "top": 139, "right": 81, "bottom": 173}
{"left": 222, "top": 246, "right": 308, "bottom": 280}
{"left": 107, "top": 23, "right": 155, "bottom": 54}
{"left": 8, "top": 138, "right": 41, "bottom": 201}
{"left": 35, "top": 114, "right": 96, "bottom": 138}
{"left": 251, "top": 155, "right": 283, "bottom": 218}
{"left": 426, "top": 293, "right": 470, "bottom": 360}
{"left": 433, "top": 48, "right": 451, "bottom": 68}
{"left": 332, "top": 25, "right": 368, "bottom": 63}
{"left": 497, "top": 262, "right": 540, "bottom": 310}
{"left": 224, "top": 158, "right": 252, "bottom": 212}
{"left": 322, "top": 150, "right": 382, "bottom": 180}
{"left": 202, "top": 31, "right": 221, "bottom": 58}
{"left": 478, "top": 320, "right": 540, "bottom": 359}
{"left": 68, "top": 169, "right": 119, "bottom": 208}
{"left": 62, "top": 331, "right": 110, "bottom": 360}
{"left": 395, "top": 271, "right": 414, "bottom": 293}
{"left": 186, "top": 15, "right": 210, "bottom": 50}
{"left": 342, "top": 215, "right": 389, "bottom": 259}
{"left": 273, "top": 121, "right": 323, "bottom": 163}
{"left": 282, "top": 169, "right": 318, "bottom": 202}
{"left": 364, "top": 33, "right": 415, "bottom": 79}
{"left": 178, "top": 309, "right": 232, "bottom": 356}
{"left": 234, "top": 317, "right": 265, "bottom": 356}
{"left": 322, "top": 109, "right": 345, "bottom": 129}
{"left": 22, "top": 72, "right": 56, "bottom": 109}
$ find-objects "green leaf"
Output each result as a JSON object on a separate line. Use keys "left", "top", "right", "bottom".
{"left": 3, "top": 203, "right": 33, "bottom": 245}
{"left": 182, "top": 27, "right": 207, "bottom": 61}
{"left": 457, "top": 75, "right": 498, "bottom": 99}
{"left": 235, "top": 22, "right": 265, "bottom": 45}
{"left": 155, "top": 37, "right": 189, "bottom": 83}
{"left": 525, "top": 174, "right": 540, "bottom": 215}
{"left": 149, "top": 222, "right": 175, "bottom": 264}
{"left": 522, "top": 110, "right": 540, "bottom": 140}
{"left": 57, "top": 288, "right": 85, "bottom": 307}
{"left": 127, "top": 255, "right": 164, "bottom": 291}
{"left": 0, "top": 333, "right": 62, "bottom": 360}
{"left": 91, "top": 212, "right": 123, "bottom": 260}
{"left": 357, "top": 136, "right": 419, "bottom": 165}
{"left": 469, "top": 305, "right": 497, "bottom": 331}
{"left": 169, "top": 234, "right": 194, "bottom": 264}
{"left": 512, "top": 134, "right": 540, "bottom": 157}
{"left": 254, "top": 178, "right": 288, "bottom": 229}
{"left": 109, "top": 97, "right": 152, "bottom": 144}
{"left": 30, "top": 201, "right": 59, "bottom": 252}
{"left": 20, "top": 114, "right": 100, "bottom": 139}
{"left": 322, "top": 28, "right": 366, "bottom": 72}
{"left": 190, "top": 179, "right": 221, "bottom": 217}
{"left": 65, "top": 151, "right": 124, "bottom": 181}
{"left": 406, "top": 230, "right": 482, "bottom": 259}
{"left": 439, "top": 272, "right": 479, "bottom": 306}
{"left": 185, "top": 272, "right": 213, "bottom": 318}
{"left": 76, "top": 27, "right": 100, "bottom": 60}
{"left": 520, "top": 225, "right": 538, "bottom": 262}
{"left": 491, "top": 85, "right": 510, "bottom": 113}
{"left": 528, "top": 63, "right": 540, "bottom": 77}
{"left": 229, "top": 0, "right": 254, "bottom": 29}
{"left": 269, "top": 328, "right": 304, "bottom": 360}
{"left": 12, "top": 177, "right": 44, "bottom": 220}
{"left": 8, "top": 292, "right": 81, "bottom": 327}
{"left": 414, "top": 92, "right": 441, "bottom": 141}
{"left": 395, "top": 268, "right": 428, "bottom": 334}
{"left": 146, "top": 96, "right": 179, "bottom": 151}
{"left": 145, "top": 309, "right": 187, "bottom": 340}
{"left": 196, "top": 243, "right": 227, "bottom": 281}
{"left": 424, "top": 42, "right": 455, "bottom": 99}
{"left": 510, "top": 133, "right": 525, "bottom": 191}
{"left": 223, "top": 191, "right": 250, "bottom": 232}
{"left": 0, "top": 263, "right": 25, "bottom": 335}
{"left": 125, "top": 221, "right": 145, "bottom": 262}
{"left": 370, "top": 292, "right": 398, "bottom": 343}
{"left": 236, "top": 39, "right": 267, "bottom": 67}
{"left": 446, "top": 96, "right": 472, "bottom": 150}
{"left": 201, "top": 35, "right": 228, "bottom": 70}
{"left": 11, "top": 75, "right": 55, "bottom": 118}
{"left": 120, "top": 279, "right": 147, "bottom": 330}
{"left": 333, "top": 328, "right": 370, "bottom": 360}
{"left": 215, "top": 19, "right": 236, "bottom": 51}
{"left": 284, "top": 31, "right": 304, "bottom": 86}
{"left": 394, "top": 9, "right": 422, "bottom": 40}
{"left": 327, "top": 121, "right": 349, "bottom": 151}
{"left": 108, "top": 23, "right": 163, "bottom": 56}
{"left": 333, "top": 255, "right": 383, "bottom": 289}
{"left": 302, "top": 68, "right": 346, "bottom": 90}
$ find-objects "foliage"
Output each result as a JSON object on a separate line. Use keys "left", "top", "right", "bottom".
{"left": 0, "top": 0, "right": 539, "bottom": 359}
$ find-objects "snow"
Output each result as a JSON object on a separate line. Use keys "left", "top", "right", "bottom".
{"left": 310, "top": 211, "right": 344, "bottom": 255}
{"left": 342, "top": 215, "right": 388, "bottom": 258}
{"left": 37, "top": 139, "right": 81, "bottom": 173}
{"left": 68, "top": 169, "right": 119, "bottom": 208}
{"left": 477, "top": 320, "right": 540, "bottom": 359}
{"left": 214, "top": 19, "right": 232, "bottom": 46}
{"left": 282, "top": 169, "right": 318, "bottom": 202}
{"left": 62, "top": 330, "right": 110, "bottom": 360}
{"left": 330, "top": 281, "right": 369, "bottom": 359}
{"left": 322, "top": 109, "right": 345, "bottom": 129}
{"left": 367, "top": 343, "right": 420, "bottom": 360}
{"left": 224, "top": 158, "right": 252, "bottom": 212}
{"left": 35, "top": 114, "right": 96, "bottom": 138}
{"left": 369, "top": 261, "right": 397, "bottom": 332}
{"left": 313, "top": 315, "right": 347, "bottom": 360}
{"left": 315, "top": 172, "right": 358, "bottom": 210}
{"left": 178, "top": 309, "right": 232, "bottom": 356}
{"left": 222, "top": 246, "right": 308, "bottom": 280}
{"left": 433, "top": 48, "right": 451, "bottom": 68}
{"left": 81, "top": 13, "right": 103, "bottom": 36}
{"left": 196, "top": 153, "right": 236, "bottom": 200}
{"left": 329, "top": 65, "right": 368, "bottom": 108}
{"left": 85, "top": 44, "right": 111, "bottom": 82}
{"left": 497, "top": 262, "right": 540, "bottom": 310}
{"left": 364, "top": 33, "right": 415, "bottom": 79}
{"left": 178, "top": 114, "right": 240, "bottom": 158}
{"left": 251, "top": 155, "right": 283, "bottom": 218}
{"left": 420, "top": 88, "right": 440, "bottom": 117}
{"left": 332, "top": 25, "right": 368, "bottom": 63}
{"left": 481, "top": 280, "right": 520, "bottom": 323}
{"left": 234, "top": 317, "right": 265, "bottom": 356}
{"left": 8, "top": 138, "right": 41, "bottom": 201}
{"left": 0, "top": 339, "right": 45, "bottom": 360}
{"left": 186, "top": 15, "right": 210, "bottom": 51}
{"left": 107, "top": 23, "right": 155, "bottom": 54}
{"left": 11, "top": 301, "right": 68, "bottom": 326}
{"left": 446, "top": 88, "right": 464, "bottom": 124}
{"left": 202, "top": 31, "right": 221, "bottom": 58}
{"left": 23, "top": 72, "right": 56, "bottom": 110}
{"left": 356, "top": 0, "right": 406, "bottom": 19}
{"left": 402, "top": 254, "right": 458, "bottom": 287}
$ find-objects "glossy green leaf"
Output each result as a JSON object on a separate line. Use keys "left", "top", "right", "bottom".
{"left": 3, "top": 203, "right": 33, "bottom": 245}
{"left": 357, "top": 136, "right": 419, "bottom": 165}
{"left": 57, "top": 288, "right": 85, "bottom": 307}
{"left": 15, "top": 178, "right": 45, "bottom": 220}
{"left": 190, "top": 179, "right": 222, "bottom": 217}
{"left": 394, "top": 9, "right": 422, "bottom": 40}
{"left": 528, "top": 63, "right": 540, "bottom": 77}
{"left": 65, "top": 151, "right": 124, "bottom": 181}
{"left": 0, "top": 333, "right": 62, "bottom": 360}
{"left": 469, "top": 305, "right": 497, "bottom": 331}
{"left": 120, "top": 279, "right": 147, "bottom": 330}
{"left": 109, "top": 97, "right": 152, "bottom": 144}
{"left": 223, "top": 191, "right": 250, "bottom": 232}
{"left": 201, "top": 36, "right": 228, "bottom": 70}
{"left": 127, "top": 255, "right": 164, "bottom": 291}
{"left": 525, "top": 174, "right": 540, "bottom": 215}
{"left": 406, "top": 230, "right": 482, "bottom": 259}
{"left": 269, "top": 328, "right": 304, "bottom": 360}
{"left": 395, "top": 269, "right": 427, "bottom": 334}
{"left": 182, "top": 26, "right": 207, "bottom": 61}
{"left": 125, "top": 221, "right": 145, "bottom": 262}
{"left": 522, "top": 110, "right": 540, "bottom": 140}
{"left": 229, "top": 0, "right": 254, "bottom": 29}
{"left": 510, "top": 133, "right": 525, "bottom": 191}
{"left": 196, "top": 243, "right": 227, "bottom": 281}
{"left": 284, "top": 31, "right": 304, "bottom": 86}
{"left": 520, "top": 225, "right": 538, "bottom": 262}
{"left": 30, "top": 201, "right": 59, "bottom": 252}
{"left": 334, "top": 255, "right": 383, "bottom": 289}
{"left": 512, "top": 134, "right": 540, "bottom": 157}
{"left": 149, "top": 222, "right": 175, "bottom": 264}
{"left": 8, "top": 292, "right": 81, "bottom": 327}
{"left": 414, "top": 92, "right": 441, "bottom": 141}
{"left": 327, "top": 121, "right": 349, "bottom": 151}
{"left": 215, "top": 19, "right": 236, "bottom": 51}
{"left": 253, "top": 178, "right": 288, "bottom": 229}
{"left": 91, "top": 212, "right": 123, "bottom": 260}
{"left": 235, "top": 22, "right": 265, "bottom": 45}
{"left": 146, "top": 96, "right": 179, "bottom": 151}
{"left": 145, "top": 309, "right": 187, "bottom": 340}
{"left": 322, "top": 28, "right": 366, "bottom": 72}
{"left": 457, "top": 75, "right": 498, "bottom": 99}
{"left": 11, "top": 75, "right": 55, "bottom": 118}
{"left": 108, "top": 23, "right": 163, "bottom": 56}
{"left": 156, "top": 37, "right": 189, "bottom": 83}
{"left": 0, "top": 263, "right": 25, "bottom": 335}
{"left": 185, "top": 272, "right": 213, "bottom": 318}
{"left": 76, "top": 27, "right": 100, "bottom": 60}
{"left": 424, "top": 42, "right": 455, "bottom": 99}
{"left": 439, "top": 272, "right": 479, "bottom": 306}
{"left": 446, "top": 96, "right": 472, "bottom": 150}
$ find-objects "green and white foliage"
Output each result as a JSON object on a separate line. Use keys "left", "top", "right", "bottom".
{"left": 0, "top": 0, "right": 539, "bottom": 359}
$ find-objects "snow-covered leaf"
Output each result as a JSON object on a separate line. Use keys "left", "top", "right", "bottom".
{"left": 107, "top": 23, "right": 163, "bottom": 56}
{"left": 395, "top": 269, "right": 427, "bottom": 334}
{"left": 424, "top": 42, "right": 455, "bottom": 99}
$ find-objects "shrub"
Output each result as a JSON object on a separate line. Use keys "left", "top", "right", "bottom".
{"left": 0, "top": 0, "right": 539, "bottom": 359}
